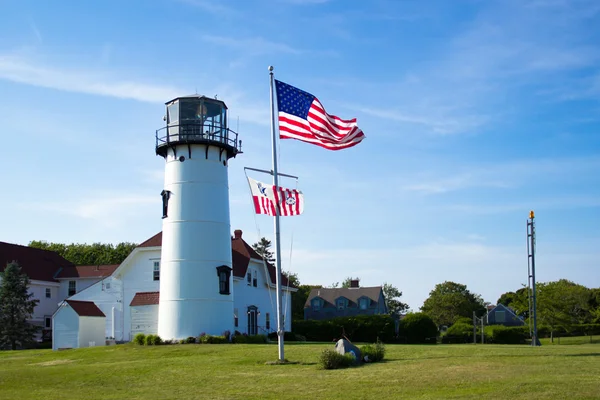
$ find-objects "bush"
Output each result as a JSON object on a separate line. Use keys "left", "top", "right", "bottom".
{"left": 293, "top": 315, "right": 396, "bottom": 343}
{"left": 143, "top": 334, "right": 162, "bottom": 346}
{"left": 486, "top": 326, "right": 528, "bottom": 344}
{"left": 186, "top": 336, "right": 196, "bottom": 344}
{"left": 398, "top": 313, "right": 438, "bottom": 344}
{"left": 445, "top": 322, "right": 474, "bottom": 342}
{"left": 133, "top": 333, "right": 146, "bottom": 345}
{"left": 198, "top": 334, "right": 228, "bottom": 344}
{"left": 231, "top": 334, "right": 268, "bottom": 344}
{"left": 267, "top": 331, "right": 305, "bottom": 342}
{"left": 361, "top": 341, "right": 385, "bottom": 362}
{"left": 318, "top": 349, "right": 355, "bottom": 370}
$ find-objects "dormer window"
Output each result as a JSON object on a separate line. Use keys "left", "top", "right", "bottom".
{"left": 359, "top": 298, "right": 369, "bottom": 310}
{"left": 216, "top": 265, "right": 232, "bottom": 295}
{"left": 312, "top": 298, "right": 321, "bottom": 311}
{"left": 337, "top": 298, "right": 346, "bottom": 310}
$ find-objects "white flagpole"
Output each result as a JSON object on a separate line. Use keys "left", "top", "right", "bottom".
{"left": 269, "top": 65, "right": 285, "bottom": 361}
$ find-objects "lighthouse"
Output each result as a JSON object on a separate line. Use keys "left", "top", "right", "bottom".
{"left": 155, "top": 95, "right": 241, "bottom": 340}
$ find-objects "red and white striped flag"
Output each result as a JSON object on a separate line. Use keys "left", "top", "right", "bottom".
{"left": 275, "top": 79, "right": 365, "bottom": 150}
{"left": 247, "top": 176, "right": 304, "bottom": 217}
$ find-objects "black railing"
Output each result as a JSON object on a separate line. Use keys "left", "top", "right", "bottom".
{"left": 155, "top": 122, "right": 241, "bottom": 155}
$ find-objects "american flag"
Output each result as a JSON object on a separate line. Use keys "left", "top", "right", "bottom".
{"left": 275, "top": 80, "right": 366, "bottom": 150}
{"left": 248, "top": 176, "right": 304, "bottom": 217}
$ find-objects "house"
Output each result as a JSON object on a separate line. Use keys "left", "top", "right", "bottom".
{"left": 52, "top": 300, "right": 106, "bottom": 350}
{"left": 486, "top": 303, "right": 525, "bottom": 326}
{"left": 304, "top": 280, "right": 387, "bottom": 320}
{"left": 0, "top": 241, "right": 74, "bottom": 340}
{"left": 61, "top": 229, "right": 296, "bottom": 342}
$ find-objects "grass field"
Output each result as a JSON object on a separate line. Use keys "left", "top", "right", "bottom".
{"left": 540, "top": 335, "right": 600, "bottom": 345}
{"left": 1, "top": 343, "right": 599, "bottom": 400}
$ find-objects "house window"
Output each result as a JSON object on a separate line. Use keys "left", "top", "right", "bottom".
{"left": 234, "top": 308, "right": 239, "bottom": 328}
{"left": 337, "top": 298, "right": 345, "bottom": 310}
{"left": 312, "top": 298, "right": 320, "bottom": 311}
{"left": 68, "top": 281, "right": 76, "bottom": 296}
{"left": 266, "top": 313, "right": 270, "bottom": 330}
{"left": 45, "top": 288, "right": 51, "bottom": 299}
{"left": 216, "top": 265, "right": 232, "bottom": 295}
{"left": 359, "top": 298, "right": 369, "bottom": 310}
{"left": 253, "top": 273, "right": 257, "bottom": 287}
{"left": 247, "top": 271, "right": 252, "bottom": 286}
{"left": 161, "top": 190, "right": 171, "bottom": 219}
{"left": 153, "top": 261, "right": 160, "bottom": 281}
{"left": 105, "top": 282, "right": 111, "bottom": 290}
{"left": 44, "top": 316, "right": 51, "bottom": 329}
{"left": 496, "top": 310, "right": 506, "bottom": 323}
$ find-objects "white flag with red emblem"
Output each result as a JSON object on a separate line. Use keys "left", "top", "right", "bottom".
{"left": 247, "top": 176, "right": 304, "bottom": 217}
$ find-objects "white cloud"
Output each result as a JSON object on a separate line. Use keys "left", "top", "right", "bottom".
{"left": 0, "top": 55, "right": 181, "bottom": 103}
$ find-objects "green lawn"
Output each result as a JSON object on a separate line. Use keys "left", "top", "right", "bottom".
{"left": 1, "top": 343, "right": 599, "bottom": 400}
{"left": 540, "top": 335, "right": 600, "bottom": 345}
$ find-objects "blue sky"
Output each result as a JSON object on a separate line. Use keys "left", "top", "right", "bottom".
{"left": 1, "top": 0, "right": 599, "bottom": 310}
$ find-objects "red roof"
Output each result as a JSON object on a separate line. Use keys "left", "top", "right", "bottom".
{"left": 138, "top": 232, "right": 162, "bottom": 247}
{"left": 138, "top": 231, "right": 294, "bottom": 288}
{"left": 130, "top": 291, "right": 160, "bottom": 306}
{"left": 55, "top": 264, "right": 119, "bottom": 279}
{"left": 66, "top": 300, "right": 105, "bottom": 317}
{"left": 0, "top": 241, "right": 73, "bottom": 282}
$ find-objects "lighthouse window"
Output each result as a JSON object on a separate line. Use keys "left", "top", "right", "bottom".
{"left": 161, "top": 190, "right": 171, "bottom": 219}
{"left": 167, "top": 101, "right": 179, "bottom": 124}
{"left": 216, "top": 265, "right": 232, "bottom": 295}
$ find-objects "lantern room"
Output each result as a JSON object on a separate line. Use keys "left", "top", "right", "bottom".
{"left": 155, "top": 95, "right": 241, "bottom": 158}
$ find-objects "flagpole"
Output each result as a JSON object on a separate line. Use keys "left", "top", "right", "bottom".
{"left": 269, "top": 65, "right": 285, "bottom": 362}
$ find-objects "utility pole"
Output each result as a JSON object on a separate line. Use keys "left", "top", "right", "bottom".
{"left": 527, "top": 210, "right": 541, "bottom": 346}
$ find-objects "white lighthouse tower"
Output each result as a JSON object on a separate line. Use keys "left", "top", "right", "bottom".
{"left": 155, "top": 95, "right": 241, "bottom": 340}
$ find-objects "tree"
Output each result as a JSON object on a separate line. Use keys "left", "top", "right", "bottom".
{"left": 420, "top": 281, "right": 486, "bottom": 327}
{"left": 251, "top": 237, "right": 275, "bottom": 264}
{"left": 28, "top": 241, "right": 137, "bottom": 265}
{"left": 0, "top": 262, "right": 39, "bottom": 350}
{"left": 497, "top": 288, "right": 529, "bottom": 318}
{"left": 341, "top": 277, "right": 358, "bottom": 288}
{"left": 383, "top": 282, "right": 409, "bottom": 315}
{"left": 537, "top": 279, "right": 590, "bottom": 340}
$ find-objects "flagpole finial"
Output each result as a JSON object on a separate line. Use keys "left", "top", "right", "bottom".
{"left": 268, "top": 65, "right": 274, "bottom": 73}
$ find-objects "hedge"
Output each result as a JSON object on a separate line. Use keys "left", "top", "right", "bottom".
{"left": 485, "top": 326, "right": 528, "bottom": 344}
{"left": 293, "top": 315, "right": 395, "bottom": 343}
{"left": 397, "top": 313, "right": 438, "bottom": 344}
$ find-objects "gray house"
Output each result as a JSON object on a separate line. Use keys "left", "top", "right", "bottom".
{"left": 304, "top": 280, "right": 388, "bottom": 320}
{"left": 486, "top": 303, "right": 525, "bottom": 326}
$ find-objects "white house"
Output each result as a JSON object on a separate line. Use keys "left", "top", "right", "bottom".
{"left": 52, "top": 300, "right": 106, "bottom": 350}
{"left": 0, "top": 241, "right": 71, "bottom": 340}
{"left": 64, "top": 229, "right": 296, "bottom": 342}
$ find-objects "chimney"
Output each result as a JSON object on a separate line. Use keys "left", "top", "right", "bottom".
{"left": 234, "top": 229, "right": 243, "bottom": 239}
{"left": 350, "top": 279, "right": 359, "bottom": 288}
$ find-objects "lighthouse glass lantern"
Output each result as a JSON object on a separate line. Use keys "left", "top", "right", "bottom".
{"left": 156, "top": 95, "right": 239, "bottom": 159}
{"left": 155, "top": 95, "right": 240, "bottom": 340}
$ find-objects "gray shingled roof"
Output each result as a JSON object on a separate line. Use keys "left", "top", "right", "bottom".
{"left": 304, "top": 287, "right": 383, "bottom": 308}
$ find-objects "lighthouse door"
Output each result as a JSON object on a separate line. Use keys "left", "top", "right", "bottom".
{"left": 247, "top": 306, "right": 258, "bottom": 335}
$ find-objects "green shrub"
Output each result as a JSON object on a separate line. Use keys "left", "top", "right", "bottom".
{"left": 318, "top": 349, "right": 355, "bottom": 370}
{"left": 133, "top": 333, "right": 146, "bottom": 345}
{"left": 398, "top": 313, "right": 438, "bottom": 344}
{"left": 268, "top": 331, "right": 304, "bottom": 342}
{"left": 455, "top": 317, "right": 474, "bottom": 325}
{"left": 361, "top": 341, "right": 385, "bottom": 362}
{"left": 486, "top": 326, "right": 527, "bottom": 344}
{"left": 144, "top": 334, "right": 155, "bottom": 346}
{"left": 231, "top": 334, "right": 267, "bottom": 344}
{"left": 198, "top": 334, "right": 228, "bottom": 344}
{"left": 186, "top": 336, "right": 196, "bottom": 344}
{"left": 293, "top": 315, "right": 395, "bottom": 343}
{"left": 445, "top": 322, "right": 473, "bottom": 340}
{"left": 152, "top": 335, "right": 163, "bottom": 345}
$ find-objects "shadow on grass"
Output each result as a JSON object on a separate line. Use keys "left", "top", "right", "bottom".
{"left": 562, "top": 353, "right": 600, "bottom": 357}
